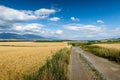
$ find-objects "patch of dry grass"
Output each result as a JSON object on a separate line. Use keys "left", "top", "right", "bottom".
{"left": 80, "top": 43, "right": 120, "bottom": 63}
{"left": 93, "top": 43, "right": 120, "bottom": 50}
{"left": 0, "top": 42, "right": 67, "bottom": 80}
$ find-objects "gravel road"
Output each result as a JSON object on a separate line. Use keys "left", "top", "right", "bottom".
{"left": 68, "top": 46, "right": 120, "bottom": 80}
{"left": 68, "top": 47, "right": 101, "bottom": 80}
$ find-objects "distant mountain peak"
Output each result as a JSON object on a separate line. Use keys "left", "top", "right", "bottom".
{"left": 0, "top": 33, "right": 46, "bottom": 40}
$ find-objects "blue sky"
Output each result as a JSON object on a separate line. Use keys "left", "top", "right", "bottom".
{"left": 0, "top": 0, "right": 120, "bottom": 40}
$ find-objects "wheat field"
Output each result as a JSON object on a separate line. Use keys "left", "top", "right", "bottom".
{"left": 0, "top": 42, "right": 67, "bottom": 80}
{"left": 93, "top": 43, "right": 120, "bottom": 50}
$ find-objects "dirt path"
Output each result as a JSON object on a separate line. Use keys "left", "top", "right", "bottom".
{"left": 76, "top": 47, "right": 120, "bottom": 80}
{"left": 68, "top": 47, "right": 101, "bottom": 80}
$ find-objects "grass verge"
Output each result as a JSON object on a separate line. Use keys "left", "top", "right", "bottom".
{"left": 80, "top": 45, "right": 120, "bottom": 63}
{"left": 22, "top": 48, "right": 70, "bottom": 80}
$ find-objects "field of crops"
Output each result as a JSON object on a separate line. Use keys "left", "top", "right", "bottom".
{"left": 79, "top": 43, "right": 120, "bottom": 63}
{"left": 0, "top": 42, "right": 67, "bottom": 80}
{"left": 93, "top": 43, "right": 120, "bottom": 50}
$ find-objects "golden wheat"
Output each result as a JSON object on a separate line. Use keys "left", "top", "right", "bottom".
{"left": 0, "top": 42, "right": 67, "bottom": 80}
{"left": 93, "top": 43, "right": 120, "bottom": 50}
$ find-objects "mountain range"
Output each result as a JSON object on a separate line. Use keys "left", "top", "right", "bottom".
{"left": 0, "top": 33, "right": 49, "bottom": 40}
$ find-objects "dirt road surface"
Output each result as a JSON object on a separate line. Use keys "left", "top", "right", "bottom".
{"left": 68, "top": 47, "right": 101, "bottom": 80}
{"left": 69, "top": 47, "right": 120, "bottom": 80}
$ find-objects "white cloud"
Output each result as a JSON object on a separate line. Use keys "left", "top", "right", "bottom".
{"left": 70, "top": 17, "right": 79, "bottom": 21}
{"left": 0, "top": 5, "right": 60, "bottom": 36}
{"left": 55, "top": 30, "right": 63, "bottom": 34}
{"left": 62, "top": 23, "right": 110, "bottom": 39}
{"left": 35, "top": 8, "right": 56, "bottom": 16}
{"left": 51, "top": 30, "right": 63, "bottom": 35}
{"left": 12, "top": 23, "right": 55, "bottom": 36}
{"left": 0, "top": 5, "right": 57, "bottom": 22}
{"left": 0, "top": 6, "right": 37, "bottom": 21}
{"left": 64, "top": 24, "right": 104, "bottom": 34}
{"left": 62, "top": 23, "right": 120, "bottom": 40}
{"left": 13, "top": 23, "right": 44, "bottom": 32}
{"left": 49, "top": 17, "right": 60, "bottom": 21}
{"left": 97, "top": 20, "right": 104, "bottom": 24}
{"left": 110, "top": 27, "right": 120, "bottom": 36}
{"left": 12, "top": 23, "right": 63, "bottom": 37}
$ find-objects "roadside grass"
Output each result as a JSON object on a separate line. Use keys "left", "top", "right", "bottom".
{"left": 22, "top": 48, "right": 70, "bottom": 80}
{"left": 80, "top": 45, "right": 120, "bottom": 63}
